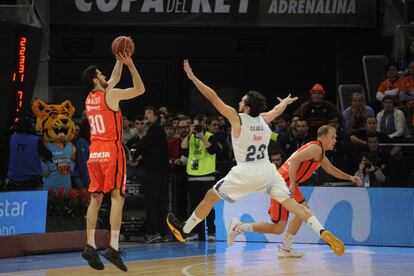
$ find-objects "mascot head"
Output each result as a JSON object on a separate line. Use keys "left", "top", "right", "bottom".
{"left": 32, "top": 98, "right": 76, "bottom": 143}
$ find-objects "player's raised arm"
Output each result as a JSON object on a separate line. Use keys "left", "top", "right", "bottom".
{"left": 261, "top": 94, "right": 298, "bottom": 124}
{"left": 183, "top": 59, "right": 239, "bottom": 126}
{"left": 108, "top": 52, "right": 145, "bottom": 103}
{"left": 106, "top": 58, "right": 123, "bottom": 90}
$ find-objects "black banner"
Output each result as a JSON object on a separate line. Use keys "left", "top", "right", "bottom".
{"left": 51, "top": 0, "right": 376, "bottom": 27}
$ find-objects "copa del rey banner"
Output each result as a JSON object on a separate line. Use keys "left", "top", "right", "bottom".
{"left": 51, "top": 0, "right": 376, "bottom": 27}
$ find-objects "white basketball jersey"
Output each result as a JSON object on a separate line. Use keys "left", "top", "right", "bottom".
{"left": 232, "top": 113, "right": 272, "bottom": 164}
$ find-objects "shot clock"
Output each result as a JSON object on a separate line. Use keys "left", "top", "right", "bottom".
{"left": 0, "top": 24, "right": 42, "bottom": 135}
{"left": 0, "top": 24, "right": 42, "bottom": 178}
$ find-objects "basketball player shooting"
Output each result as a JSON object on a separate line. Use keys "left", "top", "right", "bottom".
{"left": 227, "top": 126, "right": 363, "bottom": 258}
{"left": 80, "top": 46, "right": 145, "bottom": 272}
{"left": 167, "top": 59, "right": 346, "bottom": 257}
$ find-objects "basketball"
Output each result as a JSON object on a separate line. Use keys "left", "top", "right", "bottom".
{"left": 111, "top": 36, "right": 135, "bottom": 56}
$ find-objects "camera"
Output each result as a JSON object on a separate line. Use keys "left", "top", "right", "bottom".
{"left": 193, "top": 124, "right": 204, "bottom": 134}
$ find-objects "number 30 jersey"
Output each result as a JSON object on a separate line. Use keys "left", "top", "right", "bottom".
{"left": 232, "top": 113, "right": 272, "bottom": 164}
{"left": 85, "top": 90, "right": 123, "bottom": 142}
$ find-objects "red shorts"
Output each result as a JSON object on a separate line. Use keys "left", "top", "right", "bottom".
{"left": 87, "top": 141, "right": 126, "bottom": 195}
{"left": 268, "top": 182, "right": 305, "bottom": 223}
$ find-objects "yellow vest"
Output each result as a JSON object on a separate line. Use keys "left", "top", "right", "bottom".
{"left": 186, "top": 131, "right": 216, "bottom": 176}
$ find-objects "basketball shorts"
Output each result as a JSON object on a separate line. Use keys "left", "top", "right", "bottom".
{"left": 268, "top": 181, "right": 305, "bottom": 223}
{"left": 87, "top": 141, "right": 126, "bottom": 195}
{"left": 213, "top": 162, "right": 292, "bottom": 203}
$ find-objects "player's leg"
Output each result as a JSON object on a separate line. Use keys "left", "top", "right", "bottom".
{"left": 86, "top": 192, "right": 104, "bottom": 248}
{"left": 280, "top": 198, "right": 344, "bottom": 256}
{"left": 82, "top": 144, "right": 105, "bottom": 270}
{"left": 167, "top": 188, "right": 221, "bottom": 242}
{"left": 274, "top": 201, "right": 309, "bottom": 258}
{"left": 109, "top": 188, "right": 125, "bottom": 251}
{"left": 226, "top": 218, "right": 286, "bottom": 247}
{"left": 278, "top": 187, "right": 307, "bottom": 257}
{"left": 167, "top": 168, "right": 245, "bottom": 243}
{"left": 227, "top": 182, "right": 301, "bottom": 247}
{"left": 269, "top": 172, "right": 344, "bottom": 256}
{"left": 102, "top": 143, "right": 128, "bottom": 272}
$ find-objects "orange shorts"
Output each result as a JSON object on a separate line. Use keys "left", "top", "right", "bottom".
{"left": 87, "top": 141, "right": 126, "bottom": 195}
{"left": 268, "top": 182, "right": 305, "bottom": 223}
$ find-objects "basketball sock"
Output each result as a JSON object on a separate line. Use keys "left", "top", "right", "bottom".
{"left": 87, "top": 229, "right": 96, "bottom": 249}
{"left": 282, "top": 234, "right": 296, "bottom": 250}
{"left": 236, "top": 223, "right": 253, "bottom": 232}
{"left": 183, "top": 212, "right": 202, "bottom": 234}
{"left": 110, "top": 230, "right": 120, "bottom": 251}
{"left": 306, "top": 216, "right": 324, "bottom": 237}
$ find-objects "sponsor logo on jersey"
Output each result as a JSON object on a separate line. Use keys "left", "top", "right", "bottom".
{"left": 253, "top": 135, "right": 262, "bottom": 141}
{"left": 89, "top": 151, "right": 111, "bottom": 159}
{"left": 86, "top": 105, "right": 101, "bottom": 112}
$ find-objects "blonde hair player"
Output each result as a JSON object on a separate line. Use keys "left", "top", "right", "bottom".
{"left": 167, "top": 59, "right": 347, "bottom": 257}
{"left": 80, "top": 51, "right": 145, "bottom": 272}
{"left": 227, "top": 125, "right": 363, "bottom": 258}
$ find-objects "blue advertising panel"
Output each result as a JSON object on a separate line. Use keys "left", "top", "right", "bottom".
{"left": 215, "top": 187, "right": 414, "bottom": 246}
{"left": 0, "top": 191, "right": 48, "bottom": 236}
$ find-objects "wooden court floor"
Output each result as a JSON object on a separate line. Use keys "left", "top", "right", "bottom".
{"left": 1, "top": 242, "right": 414, "bottom": 276}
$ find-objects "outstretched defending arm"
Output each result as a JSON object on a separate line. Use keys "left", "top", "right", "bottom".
{"left": 183, "top": 59, "right": 239, "bottom": 126}
{"left": 321, "top": 157, "right": 363, "bottom": 186}
{"left": 261, "top": 94, "right": 298, "bottom": 124}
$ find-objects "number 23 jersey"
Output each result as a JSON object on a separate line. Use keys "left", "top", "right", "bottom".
{"left": 232, "top": 113, "right": 271, "bottom": 164}
{"left": 85, "top": 90, "right": 123, "bottom": 142}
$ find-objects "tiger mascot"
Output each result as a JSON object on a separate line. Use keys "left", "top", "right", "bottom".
{"left": 32, "top": 98, "right": 76, "bottom": 191}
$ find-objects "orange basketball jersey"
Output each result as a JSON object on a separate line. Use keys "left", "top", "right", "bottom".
{"left": 85, "top": 90, "right": 123, "bottom": 142}
{"left": 278, "top": 140, "right": 324, "bottom": 184}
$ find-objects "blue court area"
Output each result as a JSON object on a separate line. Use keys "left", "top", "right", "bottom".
{"left": 1, "top": 241, "right": 414, "bottom": 275}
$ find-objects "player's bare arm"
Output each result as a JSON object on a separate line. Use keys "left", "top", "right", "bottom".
{"left": 183, "top": 59, "right": 240, "bottom": 135}
{"left": 106, "top": 52, "right": 145, "bottom": 110}
{"left": 261, "top": 94, "right": 298, "bottom": 123}
{"left": 288, "top": 144, "right": 322, "bottom": 193}
{"left": 106, "top": 58, "right": 123, "bottom": 90}
{"left": 320, "top": 157, "right": 363, "bottom": 186}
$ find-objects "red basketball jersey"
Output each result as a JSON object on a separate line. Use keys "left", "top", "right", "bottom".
{"left": 278, "top": 140, "right": 324, "bottom": 184}
{"left": 85, "top": 90, "right": 123, "bottom": 142}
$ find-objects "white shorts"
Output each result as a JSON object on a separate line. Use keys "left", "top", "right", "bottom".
{"left": 213, "top": 162, "right": 292, "bottom": 203}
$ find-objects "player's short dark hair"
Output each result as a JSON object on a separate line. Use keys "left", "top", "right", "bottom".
{"left": 317, "top": 125, "right": 336, "bottom": 137}
{"left": 81, "top": 65, "right": 99, "bottom": 91}
{"left": 245, "top": 90, "right": 267, "bottom": 117}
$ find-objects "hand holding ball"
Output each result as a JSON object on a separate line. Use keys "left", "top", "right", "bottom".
{"left": 111, "top": 36, "right": 135, "bottom": 56}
